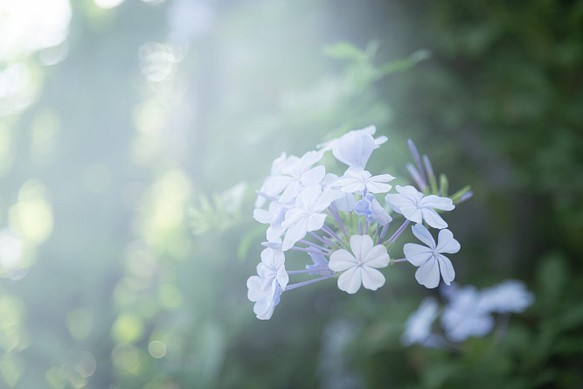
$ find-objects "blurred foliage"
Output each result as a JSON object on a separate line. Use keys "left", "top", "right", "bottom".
{"left": 0, "top": 0, "right": 582, "bottom": 388}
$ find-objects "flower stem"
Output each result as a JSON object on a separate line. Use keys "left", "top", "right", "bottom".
{"left": 386, "top": 219, "right": 410, "bottom": 245}
{"left": 329, "top": 205, "right": 347, "bottom": 237}
{"left": 289, "top": 246, "right": 329, "bottom": 256}
{"left": 285, "top": 275, "right": 334, "bottom": 291}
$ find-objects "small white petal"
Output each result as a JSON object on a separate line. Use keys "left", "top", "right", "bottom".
{"left": 337, "top": 267, "right": 362, "bottom": 294}
{"left": 282, "top": 220, "right": 307, "bottom": 251}
{"left": 247, "top": 276, "right": 267, "bottom": 302}
{"left": 350, "top": 235, "right": 373, "bottom": 260}
{"left": 411, "top": 224, "right": 436, "bottom": 249}
{"left": 404, "top": 243, "right": 433, "bottom": 266}
{"left": 360, "top": 267, "right": 386, "bottom": 291}
{"left": 300, "top": 165, "right": 326, "bottom": 187}
{"left": 420, "top": 195, "right": 455, "bottom": 211}
{"left": 436, "top": 229, "right": 461, "bottom": 254}
{"left": 362, "top": 245, "right": 390, "bottom": 268}
{"left": 306, "top": 213, "right": 327, "bottom": 232}
{"left": 420, "top": 208, "right": 448, "bottom": 229}
{"left": 366, "top": 181, "right": 393, "bottom": 194}
{"left": 415, "top": 259, "right": 441, "bottom": 289}
{"left": 401, "top": 206, "right": 423, "bottom": 224}
{"left": 436, "top": 254, "right": 455, "bottom": 285}
{"left": 329, "top": 249, "right": 357, "bottom": 272}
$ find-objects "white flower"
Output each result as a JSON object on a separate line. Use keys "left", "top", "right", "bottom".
{"left": 246, "top": 248, "right": 289, "bottom": 320}
{"left": 259, "top": 150, "right": 325, "bottom": 203}
{"left": 404, "top": 224, "right": 460, "bottom": 289}
{"left": 334, "top": 168, "right": 394, "bottom": 195}
{"left": 402, "top": 297, "right": 439, "bottom": 346}
{"left": 280, "top": 186, "right": 342, "bottom": 250}
{"left": 441, "top": 285, "right": 494, "bottom": 341}
{"left": 328, "top": 235, "right": 390, "bottom": 294}
{"left": 320, "top": 125, "right": 387, "bottom": 169}
{"left": 480, "top": 280, "right": 534, "bottom": 313}
{"left": 385, "top": 185, "right": 454, "bottom": 229}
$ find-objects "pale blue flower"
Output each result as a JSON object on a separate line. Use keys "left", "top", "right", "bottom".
{"left": 480, "top": 280, "right": 534, "bottom": 313}
{"left": 441, "top": 285, "right": 494, "bottom": 341}
{"left": 328, "top": 235, "right": 390, "bottom": 294}
{"left": 385, "top": 185, "right": 454, "bottom": 229}
{"left": 335, "top": 168, "right": 394, "bottom": 194}
{"left": 259, "top": 150, "right": 325, "bottom": 203}
{"left": 354, "top": 193, "right": 392, "bottom": 226}
{"left": 404, "top": 224, "right": 460, "bottom": 289}
{"left": 281, "top": 186, "right": 342, "bottom": 250}
{"left": 246, "top": 247, "right": 289, "bottom": 320}
{"left": 320, "top": 125, "right": 387, "bottom": 169}
{"left": 402, "top": 297, "right": 439, "bottom": 346}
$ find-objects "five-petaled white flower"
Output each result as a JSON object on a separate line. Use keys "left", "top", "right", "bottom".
{"left": 385, "top": 185, "right": 454, "bottom": 229}
{"left": 281, "top": 186, "right": 342, "bottom": 250}
{"left": 259, "top": 151, "right": 325, "bottom": 204}
{"left": 334, "top": 168, "right": 394, "bottom": 195}
{"left": 404, "top": 224, "right": 460, "bottom": 289}
{"left": 319, "top": 125, "right": 387, "bottom": 169}
{"left": 328, "top": 235, "right": 390, "bottom": 294}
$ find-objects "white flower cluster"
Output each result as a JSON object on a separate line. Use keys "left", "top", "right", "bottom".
{"left": 402, "top": 280, "right": 535, "bottom": 346}
{"left": 247, "top": 126, "right": 467, "bottom": 320}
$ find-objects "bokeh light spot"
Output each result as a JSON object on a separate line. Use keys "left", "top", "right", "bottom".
{"left": 111, "top": 313, "right": 144, "bottom": 344}
{"left": 147, "top": 340, "right": 166, "bottom": 359}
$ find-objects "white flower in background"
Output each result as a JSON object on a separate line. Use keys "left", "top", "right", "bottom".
{"left": 246, "top": 247, "right": 289, "bottom": 320}
{"left": 259, "top": 151, "right": 325, "bottom": 204}
{"left": 480, "top": 280, "right": 534, "bottom": 313}
{"left": 329, "top": 235, "right": 390, "bottom": 294}
{"left": 385, "top": 185, "right": 454, "bottom": 229}
{"left": 441, "top": 285, "right": 494, "bottom": 342}
{"left": 402, "top": 297, "right": 439, "bottom": 346}
{"left": 320, "top": 125, "right": 387, "bottom": 169}
{"left": 281, "top": 186, "right": 342, "bottom": 250}
{"left": 404, "top": 224, "right": 460, "bottom": 289}
{"left": 334, "top": 168, "right": 394, "bottom": 194}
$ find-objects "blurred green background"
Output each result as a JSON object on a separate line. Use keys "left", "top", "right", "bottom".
{"left": 1, "top": 0, "right": 582, "bottom": 387}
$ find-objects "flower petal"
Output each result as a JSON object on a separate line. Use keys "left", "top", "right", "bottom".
{"left": 337, "top": 267, "right": 362, "bottom": 294}
{"left": 300, "top": 165, "right": 326, "bottom": 187}
{"left": 400, "top": 206, "right": 423, "bottom": 224}
{"left": 360, "top": 267, "right": 386, "bottom": 291}
{"left": 420, "top": 208, "right": 448, "bottom": 229}
{"left": 404, "top": 243, "right": 433, "bottom": 266}
{"left": 282, "top": 219, "right": 307, "bottom": 250}
{"left": 436, "top": 254, "right": 455, "bottom": 285}
{"left": 436, "top": 229, "right": 460, "bottom": 254}
{"left": 415, "top": 259, "right": 440, "bottom": 289}
{"left": 349, "top": 235, "right": 373, "bottom": 261}
{"left": 306, "top": 212, "right": 327, "bottom": 232}
{"left": 329, "top": 249, "right": 356, "bottom": 272}
{"left": 411, "top": 224, "right": 436, "bottom": 249}
{"left": 247, "top": 275, "right": 267, "bottom": 302}
{"left": 420, "top": 195, "right": 455, "bottom": 211}
{"left": 362, "top": 245, "right": 390, "bottom": 268}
